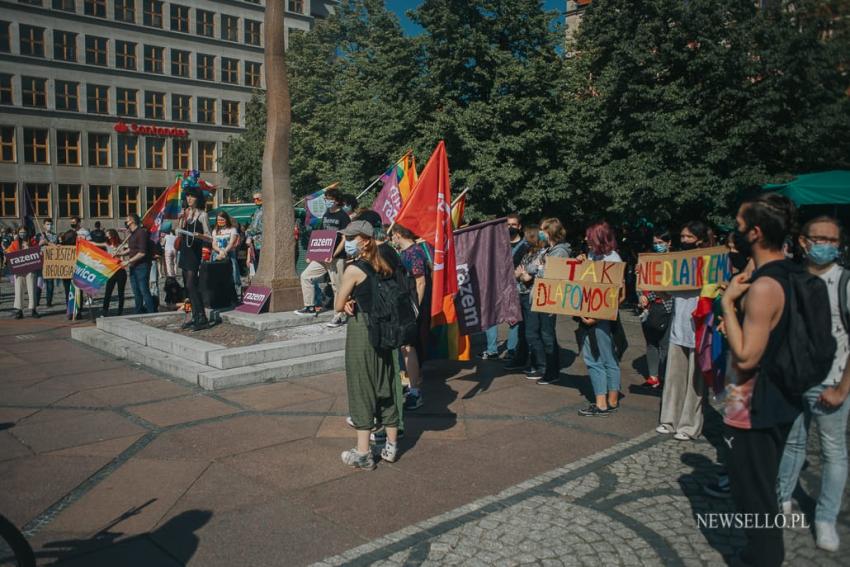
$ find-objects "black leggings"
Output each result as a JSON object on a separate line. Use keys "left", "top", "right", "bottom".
{"left": 103, "top": 270, "right": 127, "bottom": 315}
{"left": 183, "top": 268, "right": 204, "bottom": 317}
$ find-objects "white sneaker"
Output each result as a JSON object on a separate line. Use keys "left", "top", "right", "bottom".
{"left": 656, "top": 424, "right": 674, "bottom": 434}
{"left": 381, "top": 441, "right": 398, "bottom": 463}
{"left": 673, "top": 432, "right": 691, "bottom": 441}
{"left": 816, "top": 521, "right": 840, "bottom": 552}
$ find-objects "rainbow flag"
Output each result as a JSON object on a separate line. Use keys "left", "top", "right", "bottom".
{"left": 304, "top": 188, "right": 327, "bottom": 229}
{"left": 72, "top": 239, "right": 123, "bottom": 296}
{"left": 451, "top": 194, "right": 465, "bottom": 229}
{"left": 142, "top": 179, "right": 181, "bottom": 243}
{"left": 66, "top": 282, "right": 80, "bottom": 320}
{"left": 396, "top": 153, "right": 418, "bottom": 203}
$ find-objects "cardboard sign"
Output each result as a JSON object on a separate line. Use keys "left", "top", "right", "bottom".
{"left": 530, "top": 258, "right": 625, "bottom": 321}
{"left": 6, "top": 248, "right": 43, "bottom": 276}
{"left": 42, "top": 245, "right": 76, "bottom": 279}
{"left": 636, "top": 246, "right": 731, "bottom": 291}
{"left": 235, "top": 285, "right": 271, "bottom": 314}
{"left": 306, "top": 230, "right": 340, "bottom": 263}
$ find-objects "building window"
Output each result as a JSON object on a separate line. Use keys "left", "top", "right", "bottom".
{"left": 0, "top": 74, "right": 12, "bottom": 104}
{"left": 89, "top": 185, "right": 112, "bottom": 218}
{"left": 115, "top": 0, "right": 135, "bottom": 23}
{"left": 170, "top": 4, "right": 189, "bottom": 33}
{"left": 199, "top": 141, "right": 216, "bottom": 172}
{"left": 0, "top": 127, "right": 15, "bottom": 162}
{"left": 145, "top": 137, "right": 166, "bottom": 169}
{"left": 88, "top": 133, "right": 111, "bottom": 167}
{"left": 56, "top": 131, "right": 81, "bottom": 165}
{"left": 20, "top": 25, "right": 45, "bottom": 57}
{"left": 171, "top": 49, "right": 190, "bottom": 78}
{"left": 53, "top": 31, "right": 77, "bottom": 62}
{"left": 0, "top": 183, "right": 17, "bottom": 217}
{"left": 22, "top": 77, "right": 47, "bottom": 108}
{"left": 144, "top": 45, "right": 164, "bottom": 73}
{"left": 222, "top": 100, "right": 239, "bottom": 127}
{"left": 85, "top": 36, "right": 108, "bottom": 66}
{"left": 197, "top": 54, "right": 214, "bottom": 81}
{"left": 143, "top": 0, "right": 163, "bottom": 28}
{"left": 87, "top": 84, "right": 109, "bottom": 114}
{"left": 53, "top": 0, "right": 76, "bottom": 10}
{"left": 58, "top": 185, "right": 82, "bottom": 218}
{"left": 171, "top": 94, "right": 190, "bottom": 122}
{"left": 245, "top": 19, "right": 261, "bottom": 46}
{"left": 221, "top": 58, "right": 239, "bottom": 84}
{"left": 84, "top": 0, "right": 107, "bottom": 17}
{"left": 0, "top": 21, "right": 9, "bottom": 53}
{"left": 197, "top": 9, "right": 214, "bottom": 37}
{"left": 55, "top": 81, "right": 79, "bottom": 111}
{"left": 116, "top": 88, "right": 137, "bottom": 117}
{"left": 172, "top": 139, "right": 191, "bottom": 170}
{"left": 27, "top": 184, "right": 51, "bottom": 217}
{"left": 221, "top": 15, "right": 238, "bottom": 42}
{"left": 117, "top": 135, "right": 139, "bottom": 168}
{"left": 23, "top": 129, "right": 49, "bottom": 164}
{"left": 146, "top": 186, "right": 165, "bottom": 208}
{"left": 118, "top": 186, "right": 139, "bottom": 216}
{"left": 197, "top": 98, "right": 215, "bottom": 124}
{"left": 116, "top": 40, "right": 137, "bottom": 70}
{"left": 144, "top": 91, "right": 165, "bottom": 119}
{"left": 245, "top": 62, "right": 261, "bottom": 88}
{"left": 288, "top": 0, "right": 304, "bottom": 14}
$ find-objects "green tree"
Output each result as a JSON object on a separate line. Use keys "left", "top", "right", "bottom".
{"left": 220, "top": 93, "right": 266, "bottom": 201}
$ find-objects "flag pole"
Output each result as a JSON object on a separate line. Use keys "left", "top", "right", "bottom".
{"left": 356, "top": 149, "right": 413, "bottom": 201}
{"left": 293, "top": 181, "right": 340, "bottom": 207}
{"left": 451, "top": 187, "right": 470, "bottom": 209}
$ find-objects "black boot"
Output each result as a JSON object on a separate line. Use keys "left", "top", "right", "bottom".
{"left": 13, "top": 309, "right": 23, "bottom": 320}
{"left": 191, "top": 312, "right": 209, "bottom": 332}
{"left": 537, "top": 350, "right": 561, "bottom": 385}
{"left": 30, "top": 309, "right": 40, "bottom": 319}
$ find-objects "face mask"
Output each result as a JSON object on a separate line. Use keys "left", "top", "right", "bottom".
{"left": 342, "top": 205, "right": 352, "bottom": 214}
{"left": 732, "top": 227, "right": 754, "bottom": 259}
{"left": 324, "top": 199, "right": 336, "bottom": 210}
{"left": 216, "top": 220, "right": 226, "bottom": 227}
{"left": 538, "top": 230, "right": 548, "bottom": 243}
{"left": 729, "top": 251, "right": 749, "bottom": 273}
{"left": 652, "top": 243, "right": 669, "bottom": 253}
{"left": 70, "top": 224, "right": 77, "bottom": 229}
{"left": 344, "top": 239, "right": 360, "bottom": 257}
{"left": 508, "top": 227, "right": 520, "bottom": 239}
{"left": 679, "top": 242, "right": 697, "bottom": 251}
{"left": 44, "top": 225, "right": 52, "bottom": 232}
{"left": 807, "top": 243, "right": 839, "bottom": 265}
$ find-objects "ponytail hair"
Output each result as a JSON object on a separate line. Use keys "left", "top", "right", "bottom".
{"left": 359, "top": 237, "right": 392, "bottom": 277}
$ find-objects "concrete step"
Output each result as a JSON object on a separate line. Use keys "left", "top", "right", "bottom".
{"left": 72, "top": 327, "right": 207, "bottom": 385}
{"left": 207, "top": 334, "right": 346, "bottom": 370}
{"left": 199, "top": 350, "right": 345, "bottom": 390}
{"left": 221, "top": 309, "right": 334, "bottom": 331}
{"left": 96, "top": 315, "right": 225, "bottom": 365}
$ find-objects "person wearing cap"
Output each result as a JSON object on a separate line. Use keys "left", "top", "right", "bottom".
{"left": 336, "top": 220, "right": 401, "bottom": 470}
{"left": 177, "top": 187, "right": 211, "bottom": 331}
{"left": 246, "top": 192, "right": 264, "bottom": 271}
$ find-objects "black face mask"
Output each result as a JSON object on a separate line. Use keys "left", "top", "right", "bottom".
{"left": 679, "top": 242, "right": 697, "bottom": 251}
{"left": 508, "top": 227, "right": 521, "bottom": 239}
{"left": 732, "top": 228, "right": 754, "bottom": 260}
{"left": 728, "top": 251, "right": 749, "bottom": 273}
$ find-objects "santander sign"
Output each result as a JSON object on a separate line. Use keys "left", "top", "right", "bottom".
{"left": 113, "top": 121, "right": 189, "bottom": 138}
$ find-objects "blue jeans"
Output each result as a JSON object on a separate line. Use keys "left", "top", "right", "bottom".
{"left": 484, "top": 325, "right": 498, "bottom": 354}
{"left": 777, "top": 383, "right": 850, "bottom": 524}
{"left": 581, "top": 321, "right": 621, "bottom": 396}
{"left": 229, "top": 253, "right": 241, "bottom": 292}
{"left": 525, "top": 306, "right": 557, "bottom": 376}
{"left": 129, "top": 263, "right": 156, "bottom": 314}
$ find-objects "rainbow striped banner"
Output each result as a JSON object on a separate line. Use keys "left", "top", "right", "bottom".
{"left": 142, "top": 179, "right": 182, "bottom": 243}
{"left": 72, "top": 240, "right": 123, "bottom": 296}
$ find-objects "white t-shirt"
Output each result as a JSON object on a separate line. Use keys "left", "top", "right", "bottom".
{"left": 819, "top": 264, "right": 850, "bottom": 386}
{"left": 669, "top": 291, "right": 700, "bottom": 348}
{"left": 590, "top": 250, "right": 622, "bottom": 263}
{"left": 163, "top": 233, "right": 177, "bottom": 252}
{"left": 213, "top": 227, "right": 237, "bottom": 256}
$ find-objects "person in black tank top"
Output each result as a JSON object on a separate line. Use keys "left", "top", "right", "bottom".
{"left": 178, "top": 188, "right": 211, "bottom": 331}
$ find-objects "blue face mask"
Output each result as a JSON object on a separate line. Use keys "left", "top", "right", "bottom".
{"left": 342, "top": 205, "right": 352, "bottom": 214}
{"left": 538, "top": 230, "right": 548, "bottom": 243}
{"left": 324, "top": 199, "right": 336, "bottom": 210}
{"left": 808, "top": 243, "right": 839, "bottom": 265}
{"left": 652, "top": 243, "right": 669, "bottom": 253}
{"left": 344, "top": 239, "right": 360, "bottom": 257}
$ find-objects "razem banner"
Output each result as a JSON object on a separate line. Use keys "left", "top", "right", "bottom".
{"left": 635, "top": 246, "right": 731, "bottom": 292}
{"left": 453, "top": 219, "right": 522, "bottom": 335}
{"left": 305, "top": 230, "right": 340, "bottom": 263}
{"left": 235, "top": 285, "right": 271, "bottom": 314}
{"left": 531, "top": 258, "right": 625, "bottom": 321}
{"left": 6, "top": 248, "right": 43, "bottom": 276}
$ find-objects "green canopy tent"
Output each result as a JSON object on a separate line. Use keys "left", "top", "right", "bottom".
{"left": 206, "top": 203, "right": 307, "bottom": 227}
{"left": 764, "top": 170, "right": 850, "bottom": 206}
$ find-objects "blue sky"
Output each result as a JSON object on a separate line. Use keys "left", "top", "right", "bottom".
{"left": 385, "top": 1, "right": 565, "bottom": 36}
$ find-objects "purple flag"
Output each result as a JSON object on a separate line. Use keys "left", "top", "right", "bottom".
{"left": 371, "top": 171, "right": 403, "bottom": 225}
{"left": 453, "top": 218, "right": 522, "bottom": 335}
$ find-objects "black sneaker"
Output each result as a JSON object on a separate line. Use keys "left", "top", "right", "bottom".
{"left": 293, "top": 306, "right": 316, "bottom": 317}
{"left": 13, "top": 310, "right": 23, "bottom": 320}
{"left": 537, "top": 374, "right": 560, "bottom": 385}
{"left": 403, "top": 392, "right": 423, "bottom": 411}
{"left": 525, "top": 370, "right": 544, "bottom": 380}
{"left": 477, "top": 351, "right": 499, "bottom": 360}
{"left": 578, "top": 404, "right": 611, "bottom": 417}
{"left": 30, "top": 309, "right": 40, "bottom": 319}
{"left": 607, "top": 403, "right": 619, "bottom": 413}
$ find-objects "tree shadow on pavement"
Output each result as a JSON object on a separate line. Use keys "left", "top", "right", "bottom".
{"left": 35, "top": 505, "right": 212, "bottom": 566}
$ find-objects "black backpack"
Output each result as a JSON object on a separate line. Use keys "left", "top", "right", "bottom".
{"left": 356, "top": 260, "right": 419, "bottom": 351}
{"left": 755, "top": 261, "right": 836, "bottom": 404}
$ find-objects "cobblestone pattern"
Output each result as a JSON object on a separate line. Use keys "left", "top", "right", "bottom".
{"left": 315, "top": 421, "right": 849, "bottom": 567}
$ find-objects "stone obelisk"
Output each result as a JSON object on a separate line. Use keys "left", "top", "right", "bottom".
{"left": 253, "top": 0, "right": 302, "bottom": 311}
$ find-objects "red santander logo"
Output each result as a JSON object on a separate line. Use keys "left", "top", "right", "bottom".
{"left": 113, "top": 121, "right": 189, "bottom": 138}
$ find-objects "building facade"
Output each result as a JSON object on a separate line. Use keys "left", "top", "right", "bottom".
{"left": 0, "top": 0, "right": 335, "bottom": 232}
{"left": 565, "top": 0, "right": 590, "bottom": 50}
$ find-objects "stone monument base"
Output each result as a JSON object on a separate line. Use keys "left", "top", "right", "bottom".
{"left": 251, "top": 277, "right": 303, "bottom": 312}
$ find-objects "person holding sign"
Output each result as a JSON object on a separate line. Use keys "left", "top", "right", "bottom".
{"left": 637, "top": 228, "right": 674, "bottom": 390}
{"left": 656, "top": 221, "right": 710, "bottom": 440}
{"left": 101, "top": 229, "right": 128, "bottom": 317}
{"left": 517, "top": 218, "right": 571, "bottom": 383}
{"left": 5, "top": 227, "right": 39, "bottom": 319}
{"left": 577, "top": 222, "right": 624, "bottom": 417}
{"left": 36, "top": 220, "right": 59, "bottom": 308}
